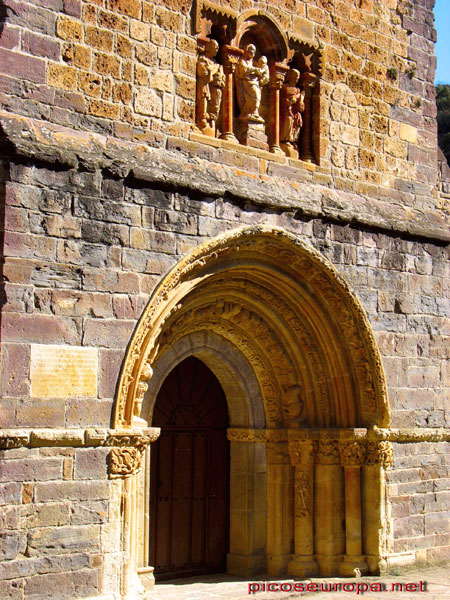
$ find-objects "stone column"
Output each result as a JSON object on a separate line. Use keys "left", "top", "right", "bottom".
{"left": 266, "top": 432, "right": 293, "bottom": 576}
{"left": 339, "top": 439, "right": 369, "bottom": 576}
{"left": 269, "top": 62, "right": 289, "bottom": 154}
{"left": 287, "top": 438, "right": 318, "bottom": 577}
{"left": 220, "top": 45, "right": 242, "bottom": 142}
{"left": 314, "top": 436, "right": 345, "bottom": 576}
{"left": 108, "top": 429, "right": 160, "bottom": 599}
{"left": 299, "top": 72, "right": 317, "bottom": 162}
{"left": 227, "top": 429, "right": 268, "bottom": 576}
{"left": 363, "top": 440, "right": 393, "bottom": 574}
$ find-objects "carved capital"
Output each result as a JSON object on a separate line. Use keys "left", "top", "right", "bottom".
{"left": 269, "top": 62, "right": 289, "bottom": 90}
{"left": 340, "top": 440, "right": 366, "bottom": 466}
{"left": 222, "top": 45, "right": 243, "bottom": 74}
{"left": 316, "top": 438, "right": 340, "bottom": 465}
{"left": 109, "top": 447, "right": 143, "bottom": 479}
{"left": 366, "top": 441, "right": 394, "bottom": 468}
{"left": 288, "top": 439, "right": 315, "bottom": 466}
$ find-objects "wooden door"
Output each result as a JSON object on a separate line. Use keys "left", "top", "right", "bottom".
{"left": 149, "top": 357, "right": 229, "bottom": 580}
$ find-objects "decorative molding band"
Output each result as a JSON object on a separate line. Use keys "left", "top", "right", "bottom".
{"left": 0, "top": 428, "right": 160, "bottom": 450}
{"left": 227, "top": 428, "right": 266, "bottom": 442}
{"left": 370, "top": 428, "right": 450, "bottom": 443}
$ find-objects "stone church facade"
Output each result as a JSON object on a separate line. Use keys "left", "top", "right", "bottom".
{"left": 0, "top": 1, "right": 449, "bottom": 599}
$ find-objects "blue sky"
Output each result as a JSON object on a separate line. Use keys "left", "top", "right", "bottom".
{"left": 435, "top": 0, "right": 450, "bottom": 83}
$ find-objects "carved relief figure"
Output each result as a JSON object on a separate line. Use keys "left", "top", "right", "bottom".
{"left": 280, "top": 69, "right": 305, "bottom": 157}
{"left": 196, "top": 39, "right": 225, "bottom": 136}
{"left": 235, "top": 44, "right": 269, "bottom": 123}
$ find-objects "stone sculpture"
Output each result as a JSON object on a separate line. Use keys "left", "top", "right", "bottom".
{"left": 280, "top": 68, "right": 305, "bottom": 158}
{"left": 196, "top": 39, "right": 226, "bottom": 136}
{"left": 235, "top": 44, "right": 269, "bottom": 123}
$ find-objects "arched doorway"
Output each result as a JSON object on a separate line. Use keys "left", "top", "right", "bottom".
{"left": 114, "top": 226, "right": 392, "bottom": 594}
{"left": 149, "top": 357, "right": 229, "bottom": 580}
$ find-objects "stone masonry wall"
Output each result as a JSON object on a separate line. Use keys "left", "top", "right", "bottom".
{"left": 0, "top": 0, "right": 440, "bottom": 208}
{"left": 1, "top": 139, "right": 449, "bottom": 581}
{"left": 0, "top": 441, "right": 122, "bottom": 600}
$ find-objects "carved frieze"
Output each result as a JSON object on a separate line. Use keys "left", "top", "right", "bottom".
{"left": 227, "top": 428, "right": 266, "bottom": 443}
{"left": 109, "top": 447, "right": 143, "bottom": 479}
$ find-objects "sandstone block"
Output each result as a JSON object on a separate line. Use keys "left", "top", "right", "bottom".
{"left": 400, "top": 123, "right": 418, "bottom": 143}
{"left": 0, "top": 482, "right": 22, "bottom": 505}
{"left": 0, "top": 458, "right": 62, "bottom": 483}
{"left": 85, "top": 25, "right": 113, "bottom": 52}
{"left": 130, "top": 19, "right": 149, "bottom": 41}
{"left": 108, "top": 0, "right": 141, "bottom": 19}
{"left": 21, "top": 503, "right": 70, "bottom": 529}
{"left": 98, "top": 9, "right": 128, "bottom": 32}
{"left": 24, "top": 568, "right": 99, "bottom": 598}
{"left": 134, "top": 88, "right": 162, "bottom": 117}
{"left": 61, "top": 42, "right": 91, "bottom": 69}
{"left": 93, "top": 52, "right": 120, "bottom": 78}
{"left": 135, "top": 42, "right": 157, "bottom": 66}
{"left": 47, "top": 63, "right": 77, "bottom": 91}
{"left": 0, "top": 532, "right": 26, "bottom": 561}
{"left": 56, "top": 16, "right": 83, "bottom": 41}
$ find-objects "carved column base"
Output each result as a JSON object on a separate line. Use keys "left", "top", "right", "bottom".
{"left": 280, "top": 142, "right": 299, "bottom": 159}
{"left": 199, "top": 125, "right": 216, "bottom": 138}
{"left": 236, "top": 120, "right": 269, "bottom": 151}
{"left": 267, "top": 553, "right": 292, "bottom": 576}
{"left": 316, "top": 555, "right": 340, "bottom": 577}
{"left": 287, "top": 556, "right": 318, "bottom": 577}
{"left": 340, "top": 556, "right": 369, "bottom": 577}
{"left": 366, "top": 555, "right": 388, "bottom": 575}
{"left": 227, "top": 553, "right": 266, "bottom": 576}
{"left": 220, "top": 131, "right": 238, "bottom": 142}
{"left": 269, "top": 144, "right": 285, "bottom": 155}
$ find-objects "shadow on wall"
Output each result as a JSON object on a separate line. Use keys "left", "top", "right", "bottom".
{"left": 0, "top": 0, "right": 6, "bottom": 36}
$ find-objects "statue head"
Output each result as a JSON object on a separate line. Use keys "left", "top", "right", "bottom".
{"left": 286, "top": 69, "right": 300, "bottom": 85}
{"left": 205, "top": 39, "right": 219, "bottom": 59}
{"left": 244, "top": 44, "right": 256, "bottom": 59}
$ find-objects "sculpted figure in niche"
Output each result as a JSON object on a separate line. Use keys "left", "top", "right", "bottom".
{"left": 235, "top": 44, "right": 269, "bottom": 123}
{"left": 196, "top": 39, "right": 225, "bottom": 136}
{"left": 280, "top": 69, "right": 305, "bottom": 158}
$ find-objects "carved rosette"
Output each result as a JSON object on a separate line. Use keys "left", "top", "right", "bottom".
{"left": 340, "top": 440, "right": 366, "bottom": 466}
{"left": 366, "top": 441, "right": 394, "bottom": 469}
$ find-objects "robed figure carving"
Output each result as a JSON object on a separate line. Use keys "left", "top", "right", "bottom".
{"left": 280, "top": 69, "right": 305, "bottom": 158}
{"left": 196, "top": 39, "right": 225, "bottom": 136}
{"left": 235, "top": 44, "right": 269, "bottom": 123}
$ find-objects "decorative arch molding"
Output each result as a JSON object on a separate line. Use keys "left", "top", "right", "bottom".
{"left": 113, "top": 225, "right": 390, "bottom": 431}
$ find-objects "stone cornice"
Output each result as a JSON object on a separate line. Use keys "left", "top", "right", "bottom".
{"left": 0, "top": 112, "right": 448, "bottom": 243}
{"left": 0, "top": 428, "right": 160, "bottom": 449}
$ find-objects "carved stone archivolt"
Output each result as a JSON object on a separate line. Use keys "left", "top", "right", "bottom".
{"left": 114, "top": 226, "right": 390, "bottom": 432}
{"left": 192, "top": 2, "right": 324, "bottom": 160}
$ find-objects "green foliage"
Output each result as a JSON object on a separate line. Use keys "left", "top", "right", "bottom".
{"left": 436, "top": 84, "right": 450, "bottom": 164}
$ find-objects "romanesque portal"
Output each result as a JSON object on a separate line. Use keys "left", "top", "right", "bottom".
{"left": 114, "top": 226, "right": 393, "bottom": 590}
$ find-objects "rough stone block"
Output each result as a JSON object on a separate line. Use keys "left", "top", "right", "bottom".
{"left": 35, "top": 481, "right": 110, "bottom": 503}
{"left": 0, "top": 458, "right": 62, "bottom": 483}
{"left": 74, "top": 448, "right": 109, "bottom": 480}
{"left": 0, "top": 343, "right": 30, "bottom": 397}
{"left": 83, "top": 319, "right": 134, "bottom": 349}
{"left": 70, "top": 500, "right": 109, "bottom": 525}
{"left": 23, "top": 567, "right": 99, "bottom": 599}
{"left": 21, "top": 503, "right": 70, "bottom": 529}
